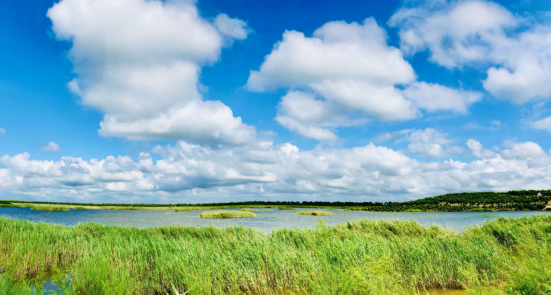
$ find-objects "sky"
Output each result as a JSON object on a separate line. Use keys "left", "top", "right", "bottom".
{"left": 0, "top": 0, "right": 550, "bottom": 204}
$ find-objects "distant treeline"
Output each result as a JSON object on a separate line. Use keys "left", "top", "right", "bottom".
{"left": 2, "top": 190, "right": 550, "bottom": 211}
{"left": 352, "top": 190, "right": 551, "bottom": 212}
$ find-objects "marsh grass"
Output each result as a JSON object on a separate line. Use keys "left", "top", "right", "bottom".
{"left": 199, "top": 211, "right": 256, "bottom": 219}
{"left": 241, "top": 208, "right": 272, "bottom": 212}
{"left": 30, "top": 206, "right": 70, "bottom": 212}
{"left": 174, "top": 209, "right": 191, "bottom": 212}
{"left": 72, "top": 207, "right": 89, "bottom": 211}
{"left": 298, "top": 210, "right": 332, "bottom": 216}
{"left": 0, "top": 216, "right": 549, "bottom": 295}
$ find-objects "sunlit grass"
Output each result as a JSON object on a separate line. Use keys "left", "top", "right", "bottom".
{"left": 200, "top": 210, "right": 256, "bottom": 219}
{"left": 30, "top": 206, "right": 70, "bottom": 212}
{"left": 0, "top": 215, "right": 549, "bottom": 294}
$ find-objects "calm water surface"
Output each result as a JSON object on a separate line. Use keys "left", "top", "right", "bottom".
{"left": 0, "top": 207, "right": 549, "bottom": 233}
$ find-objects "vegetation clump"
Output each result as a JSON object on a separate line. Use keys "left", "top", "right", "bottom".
{"left": 298, "top": 210, "right": 332, "bottom": 216}
{"left": 241, "top": 208, "right": 272, "bottom": 212}
{"left": 174, "top": 208, "right": 192, "bottom": 212}
{"left": 30, "top": 206, "right": 70, "bottom": 212}
{"left": 72, "top": 207, "right": 89, "bottom": 211}
{"left": 200, "top": 211, "right": 256, "bottom": 219}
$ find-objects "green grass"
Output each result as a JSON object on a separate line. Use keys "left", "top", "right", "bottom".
{"left": 30, "top": 206, "right": 70, "bottom": 212}
{"left": 298, "top": 210, "right": 332, "bottom": 216}
{"left": 72, "top": 207, "right": 89, "bottom": 211}
{"left": 199, "top": 210, "right": 256, "bottom": 219}
{"left": 174, "top": 208, "right": 191, "bottom": 212}
{"left": 0, "top": 216, "right": 549, "bottom": 295}
{"left": 241, "top": 208, "right": 272, "bottom": 212}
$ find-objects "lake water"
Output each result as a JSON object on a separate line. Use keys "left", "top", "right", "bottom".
{"left": 0, "top": 207, "right": 549, "bottom": 233}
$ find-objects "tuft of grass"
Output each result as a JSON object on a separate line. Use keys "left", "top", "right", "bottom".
{"left": 200, "top": 211, "right": 256, "bottom": 219}
{"left": 72, "top": 207, "right": 89, "bottom": 211}
{"left": 174, "top": 209, "right": 191, "bottom": 212}
{"left": 298, "top": 210, "right": 332, "bottom": 216}
{"left": 30, "top": 206, "right": 70, "bottom": 212}
{"left": 241, "top": 208, "right": 272, "bottom": 212}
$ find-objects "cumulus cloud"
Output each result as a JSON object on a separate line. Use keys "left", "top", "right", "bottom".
{"left": 275, "top": 91, "right": 361, "bottom": 141}
{"left": 402, "top": 82, "right": 482, "bottom": 114}
{"left": 407, "top": 129, "right": 463, "bottom": 158}
{"left": 0, "top": 140, "right": 549, "bottom": 202}
{"left": 389, "top": 0, "right": 551, "bottom": 104}
{"left": 40, "top": 141, "right": 60, "bottom": 153}
{"left": 375, "top": 128, "right": 463, "bottom": 158}
{"left": 248, "top": 18, "right": 481, "bottom": 140}
{"left": 214, "top": 13, "right": 250, "bottom": 41}
{"left": 501, "top": 141, "right": 545, "bottom": 160}
{"left": 532, "top": 116, "right": 551, "bottom": 132}
{"left": 48, "top": 0, "right": 254, "bottom": 145}
{"left": 466, "top": 139, "right": 495, "bottom": 158}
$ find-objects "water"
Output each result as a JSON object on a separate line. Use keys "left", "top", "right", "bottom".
{"left": 0, "top": 207, "right": 549, "bottom": 233}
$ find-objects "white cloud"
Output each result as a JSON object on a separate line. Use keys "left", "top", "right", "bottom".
{"left": 40, "top": 141, "right": 60, "bottom": 153}
{"left": 48, "top": 0, "right": 254, "bottom": 145}
{"left": 247, "top": 18, "right": 416, "bottom": 91}
{"left": 214, "top": 13, "right": 250, "bottom": 41}
{"left": 466, "top": 139, "right": 495, "bottom": 158}
{"left": 99, "top": 100, "right": 255, "bottom": 145}
{"left": 275, "top": 91, "right": 361, "bottom": 141}
{"left": 402, "top": 82, "right": 481, "bottom": 114}
{"left": 248, "top": 17, "right": 481, "bottom": 140}
{"left": 532, "top": 116, "right": 551, "bottom": 132}
{"left": 406, "top": 128, "right": 462, "bottom": 158}
{"left": 0, "top": 140, "right": 549, "bottom": 201}
{"left": 389, "top": 0, "right": 551, "bottom": 103}
{"left": 501, "top": 141, "right": 545, "bottom": 160}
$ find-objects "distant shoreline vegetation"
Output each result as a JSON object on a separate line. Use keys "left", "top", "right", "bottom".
{"left": 0, "top": 190, "right": 550, "bottom": 212}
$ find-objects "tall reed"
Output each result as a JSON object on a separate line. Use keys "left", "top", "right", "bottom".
{"left": 0, "top": 216, "right": 549, "bottom": 295}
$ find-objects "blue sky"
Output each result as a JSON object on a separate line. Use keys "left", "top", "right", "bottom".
{"left": 0, "top": 0, "right": 550, "bottom": 203}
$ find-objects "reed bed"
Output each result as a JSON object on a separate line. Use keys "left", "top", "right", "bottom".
{"left": 199, "top": 211, "right": 256, "bottom": 219}
{"left": 297, "top": 210, "right": 332, "bottom": 216}
{"left": 174, "top": 209, "right": 192, "bottom": 212}
{"left": 30, "top": 206, "right": 70, "bottom": 212}
{"left": 241, "top": 208, "right": 272, "bottom": 212}
{"left": 0, "top": 216, "right": 549, "bottom": 295}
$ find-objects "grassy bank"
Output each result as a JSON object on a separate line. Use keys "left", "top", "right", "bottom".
{"left": 0, "top": 215, "right": 549, "bottom": 295}
{"left": 297, "top": 210, "right": 332, "bottom": 216}
{"left": 199, "top": 211, "right": 256, "bottom": 219}
{"left": 30, "top": 206, "right": 70, "bottom": 212}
